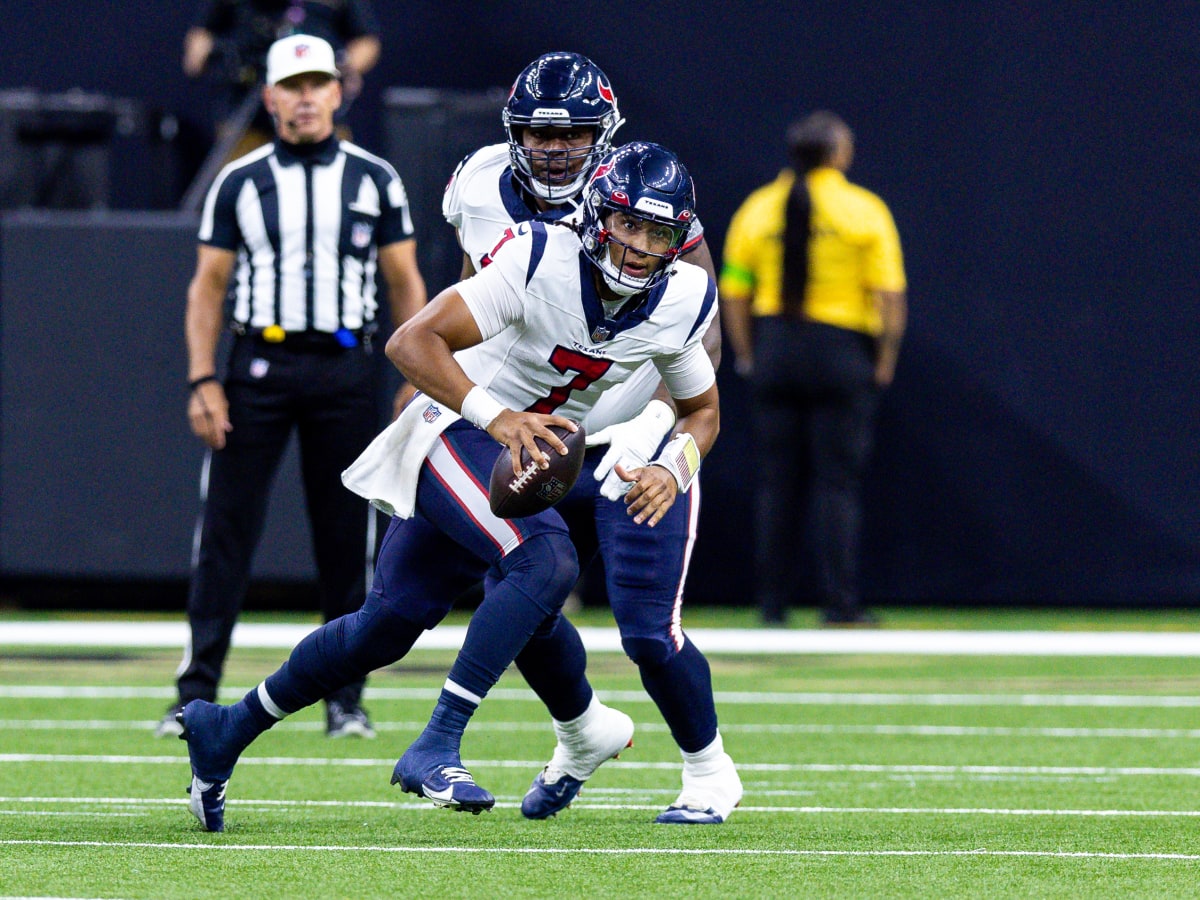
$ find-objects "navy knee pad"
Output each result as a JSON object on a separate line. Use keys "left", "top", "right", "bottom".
{"left": 622, "top": 635, "right": 676, "bottom": 670}
{"left": 497, "top": 532, "right": 579, "bottom": 614}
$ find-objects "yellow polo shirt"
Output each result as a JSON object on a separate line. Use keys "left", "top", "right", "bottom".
{"left": 719, "top": 167, "right": 906, "bottom": 336}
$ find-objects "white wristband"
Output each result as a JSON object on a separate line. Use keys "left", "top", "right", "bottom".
{"left": 652, "top": 432, "right": 702, "bottom": 493}
{"left": 641, "top": 399, "right": 677, "bottom": 433}
{"left": 460, "top": 386, "right": 507, "bottom": 431}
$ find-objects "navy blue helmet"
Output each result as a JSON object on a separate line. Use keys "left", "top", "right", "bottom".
{"left": 502, "top": 52, "right": 624, "bottom": 204}
{"left": 580, "top": 142, "right": 696, "bottom": 296}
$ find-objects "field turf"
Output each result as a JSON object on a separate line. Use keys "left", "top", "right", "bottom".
{"left": 2, "top": 606, "right": 1199, "bottom": 898}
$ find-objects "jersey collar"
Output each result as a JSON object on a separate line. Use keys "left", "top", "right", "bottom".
{"left": 577, "top": 254, "right": 668, "bottom": 343}
{"left": 499, "top": 168, "right": 580, "bottom": 223}
{"left": 274, "top": 134, "right": 340, "bottom": 167}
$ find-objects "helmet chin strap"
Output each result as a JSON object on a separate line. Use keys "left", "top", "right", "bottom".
{"left": 601, "top": 269, "right": 646, "bottom": 298}
{"left": 528, "top": 169, "right": 590, "bottom": 204}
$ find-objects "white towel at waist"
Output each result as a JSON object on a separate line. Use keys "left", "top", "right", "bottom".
{"left": 341, "top": 395, "right": 460, "bottom": 518}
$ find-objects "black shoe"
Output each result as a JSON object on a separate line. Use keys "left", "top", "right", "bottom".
{"left": 820, "top": 608, "right": 880, "bottom": 628}
{"left": 760, "top": 610, "right": 788, "bottom": 627}
{"left": 326, "top": 700, "right": 376, "bottom": 738}
{"left": 154, "top": 702, "right": 185, "bottom": 738}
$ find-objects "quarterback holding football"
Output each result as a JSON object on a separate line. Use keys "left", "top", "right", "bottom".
{"left": 175, "top": 139, "right": 737, "bottom": 833}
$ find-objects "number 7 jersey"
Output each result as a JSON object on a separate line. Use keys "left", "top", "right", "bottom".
{"left": 341, "top": 217, "right": 717, "bottom": 520}
{"left": 454, "top": 219, "right": 718, "bottom": 422}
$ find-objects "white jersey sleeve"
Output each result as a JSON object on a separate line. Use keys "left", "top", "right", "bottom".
{"left": 442, "top": 144, "right": 526, "bottom": 270}
{"left": 454, "top": 231, "right": 529, "bottom": 341}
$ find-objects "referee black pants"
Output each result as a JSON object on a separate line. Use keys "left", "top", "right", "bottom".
{"left": 177, "top": 335, "right": 379, "bottom": 708}
{"left": 750, "top": 318, "right": 881, "bottom": 622}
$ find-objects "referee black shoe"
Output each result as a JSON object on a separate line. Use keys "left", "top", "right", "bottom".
{"left": 326, "top": 700, "right": 376, "bottom": 739}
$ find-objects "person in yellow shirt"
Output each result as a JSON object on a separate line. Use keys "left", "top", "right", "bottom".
{"left": 719, "top": 111, "right": 906, "bottom": 626}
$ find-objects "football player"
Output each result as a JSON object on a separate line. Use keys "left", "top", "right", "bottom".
{"left": 440, "top": 52, "right": 740, "bottom": 825}
{"left": 175, "top": 142, "right": 738, "bottom": 833}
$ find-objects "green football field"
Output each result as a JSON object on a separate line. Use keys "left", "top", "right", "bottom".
{"left": 2, "top": 607, "right": 1199, "bottom": 898}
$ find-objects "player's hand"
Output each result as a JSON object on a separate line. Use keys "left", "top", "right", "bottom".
{"left": 614, "top": 462, "right": 678, "bottom": 527}
{"left": 488, "top": 410, "right": 577, "bottom": 477}
{"left": 188, "top": 381, "right": 232, "bottom": 450}
{"left": 587, "top": 399, "right": 674, "bottom": 501}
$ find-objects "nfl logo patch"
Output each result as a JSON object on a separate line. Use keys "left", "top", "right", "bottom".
{"left": 351, "top": 221, "right": 373, "bottom": 248}
{"left": 250, "top": 358, "right": 270, "bottom": 379}
{"left": 536, "top": 476, "right": 568, "bottom": 504}
{"left": 591, "top": 324, "right": 611, "bottom": 342}
{"left": 422, "top": 403, "right": 442, "bottom": 423}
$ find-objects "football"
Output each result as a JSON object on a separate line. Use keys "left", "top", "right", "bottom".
{"left": 488, "top": 423, "right": 587, "bottom": 518}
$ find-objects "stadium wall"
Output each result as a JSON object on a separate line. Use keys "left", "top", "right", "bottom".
{"left": 1, "top": 4, "right": 1197, "bottom": 608}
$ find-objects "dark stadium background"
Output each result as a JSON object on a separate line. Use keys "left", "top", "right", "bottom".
{"left": 1, "top": 3, "right": 1197, "bottom": 610}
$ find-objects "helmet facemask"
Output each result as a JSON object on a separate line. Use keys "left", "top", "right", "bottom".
{"left": 502, "top": 52, "right": 624, "bottom": 205}
{"left": 579, "top": 141, "right": 697, "bottom": 298}
{"left": 505, "top": 123, "right": 611, "bottom": 204}
{"left": 585, "top": 205, "right": 688, "bottom": 297}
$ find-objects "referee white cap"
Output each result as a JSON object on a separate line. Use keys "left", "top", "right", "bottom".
{"left": 266, "top": 35, "right": 340, "bottom": 86}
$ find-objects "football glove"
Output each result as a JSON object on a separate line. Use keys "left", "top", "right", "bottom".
{"left": 585, "top": 399, "right": 675, "bottom": 501}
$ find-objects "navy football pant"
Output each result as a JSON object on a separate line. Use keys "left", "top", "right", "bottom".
{"left": 515, "top": 446, "right": 720, "bottom": 753}
{"left": 262, "top": 421, "right": 578, "bottom": 715}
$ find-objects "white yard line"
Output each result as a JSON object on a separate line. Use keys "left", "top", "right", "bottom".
{"left": 1, "top": 838, "right": 1198, "bottom": 860}
{"left": 4, "top": 685, "right": 1200, "bottom": 708}
{"left": 4, "top": 754, "right": 1200, "bottom": 777}
{"left": 5, "top": 718, "right": 1200, "bottom": 740}
{"left": 4, "top": 796, "right": 1200, "bottom": 818}
{"left": 3, "top": 621, "right": 1200, "bottom": 656}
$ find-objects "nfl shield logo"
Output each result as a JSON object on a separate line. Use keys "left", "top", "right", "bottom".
{"left": 352, "top": 221, "right": 373, "bottom": 248}
{"left": 591, "top": 324, "right": 611, "bottom": 342}
{"left": 250, "top": 358, "right": 270, "bottom": 379}
{"left": 422, "top": 403, "right": 442, "bottom": 423}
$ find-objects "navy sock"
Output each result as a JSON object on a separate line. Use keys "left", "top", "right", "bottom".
{"left": 412, "top": 687, "right": 477, "bottom": 756}
{"left": 223, "top": 686, "right": 278, "bottom": 748}
{"left": 638, "top": 638, "right": 719, "bottom": 753}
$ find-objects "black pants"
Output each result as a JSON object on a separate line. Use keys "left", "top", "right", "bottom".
{"left": 176, "top": 335, "right": 379, "bottom": 707}
{"left": 751, "top": 318, "right": 880, "bottom": 622}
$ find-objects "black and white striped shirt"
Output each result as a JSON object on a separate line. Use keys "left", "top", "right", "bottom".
{"left": 198, "top": 135, "right": 415, "bottom": 333}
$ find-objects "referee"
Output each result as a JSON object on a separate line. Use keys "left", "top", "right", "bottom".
{"left": 158, "top": 34, "right": 427, "bottom": 738}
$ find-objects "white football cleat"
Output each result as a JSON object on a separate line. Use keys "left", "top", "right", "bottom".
{"left": 656, "top": 743, "right": 742, "bottom": 825}
{"left": 521, "top": 697, "right": 634, "bottom": 819}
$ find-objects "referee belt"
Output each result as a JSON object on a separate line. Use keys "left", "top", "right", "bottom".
{"left": 235, "top": 326, "right": 371, "bottom": 353}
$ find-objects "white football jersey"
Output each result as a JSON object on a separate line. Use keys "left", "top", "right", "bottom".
{"left": 455, "top": 219, "right": 717, "bottom": 420}
{"left": 341, "top": 219, "right": 717, "bottom": 520}
{"left": 442, "top": 144, "right": 709, "bottom": 430}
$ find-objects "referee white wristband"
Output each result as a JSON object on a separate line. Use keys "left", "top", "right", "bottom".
{"left": 651, "top": 432, "right": 702, "bottom": 493}
{"left": 460, "top": 386, "right": 507, "bottom": 431}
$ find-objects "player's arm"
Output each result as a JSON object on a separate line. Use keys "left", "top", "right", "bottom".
{"left": 379, "top": 239, "right": 427, "bottom": 328}
{"left": 616, "top": 383, "right": 719, "bottom": 527}
{"left": 340, "top": 35, "right": 381, "bottom": 100}
{"left": 873, "top": 288, "right": 906, "bottom": 387}
{"left": 182, "top": 27, "right": 215, "bottom": 78}
{"left": 386, "top": 286, "right": 575, "bottom": 473}
{"left": 674, "top": 235, "right": 723, "bottom": 378}
{"left": 185, "top": 245, "right": 235, "bottom": 449}
{"left": 377, "top": 238, "right": 428, "bottom": 417}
